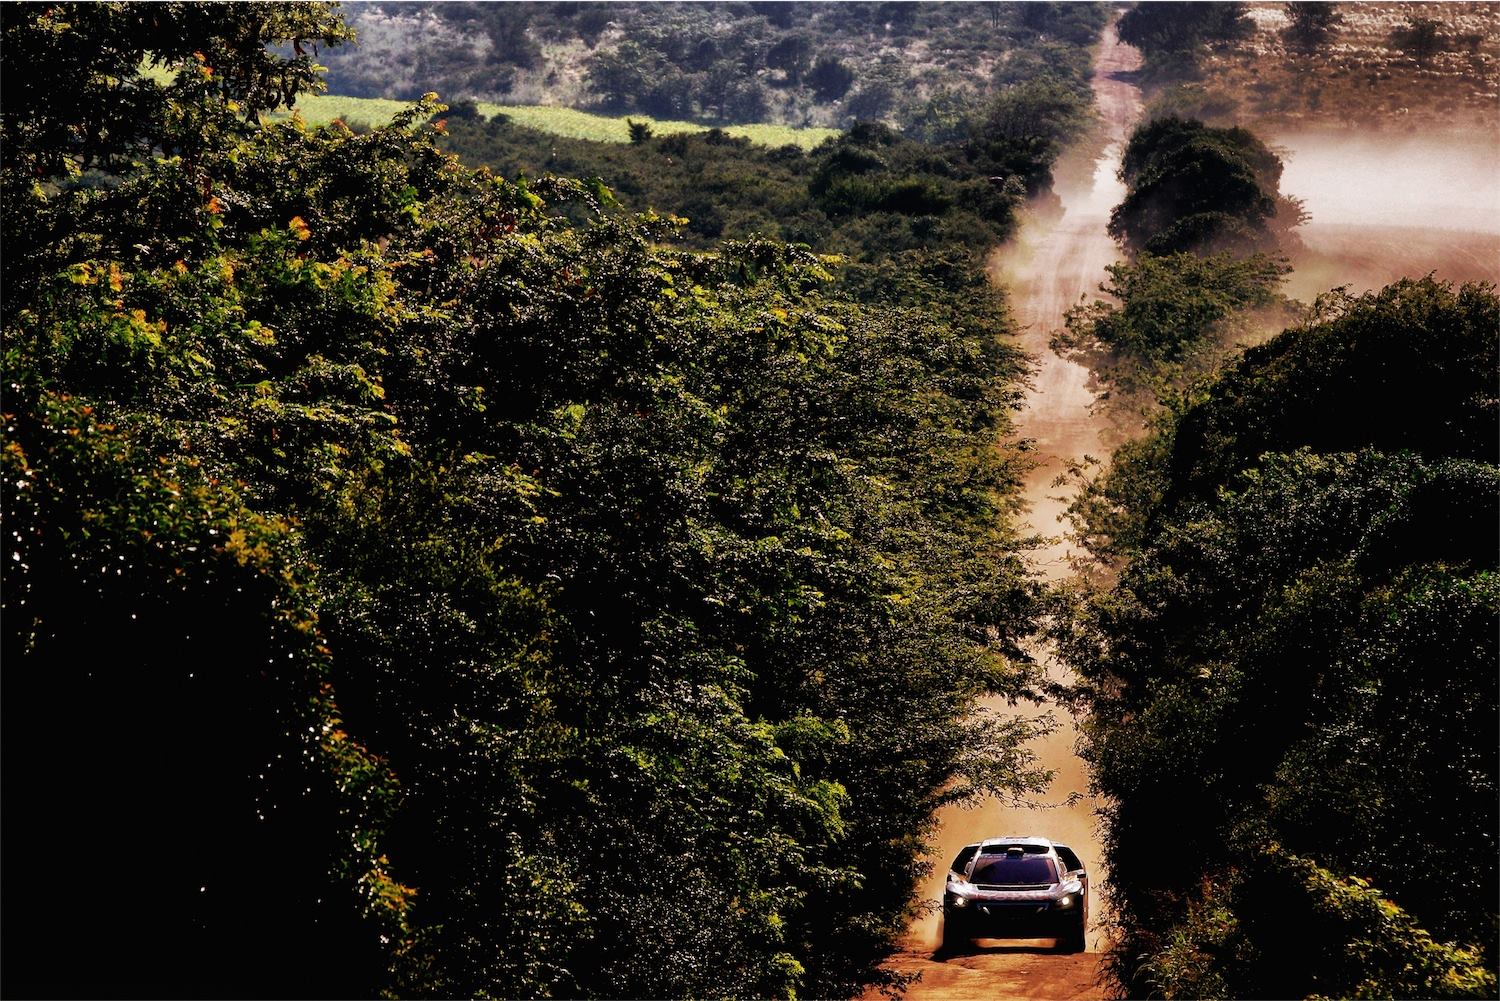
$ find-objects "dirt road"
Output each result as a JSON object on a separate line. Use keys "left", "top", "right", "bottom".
{"left": 865, "top": 23, "right": 1142, "bottom": 1001}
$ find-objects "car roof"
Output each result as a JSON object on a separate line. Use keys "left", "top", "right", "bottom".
{"left": 960, "top": 836, "right": 1059, "bottom": 850}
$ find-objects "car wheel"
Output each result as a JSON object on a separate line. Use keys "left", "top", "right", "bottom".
{"left": 1059, "top": 913, "right": 1086, "bottom": 954}
{"left": 939, "top": 915, "right": 968, "bottom": 955}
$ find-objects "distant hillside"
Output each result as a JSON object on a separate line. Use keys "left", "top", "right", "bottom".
{"left": 1149, "top": 1, "right": 1499, "bottom": 136}
{"left": 318, "top": 1, "right": 1107, "bottom": 130}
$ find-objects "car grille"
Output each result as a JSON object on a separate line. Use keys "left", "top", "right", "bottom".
{"left": 975, "top": 883, "right": 1051, "bottom": 890}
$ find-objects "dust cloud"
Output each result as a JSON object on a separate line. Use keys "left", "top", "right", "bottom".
{"left": 1279, "top": 129, "right": 1500, "bottom": 299}
{"left": 1279, "top": 130, "right": 1500, "bottom": 234}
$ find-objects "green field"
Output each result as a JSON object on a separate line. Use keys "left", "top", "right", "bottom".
{"left": 282, "top": 93, "right": 841, "bottom": 149}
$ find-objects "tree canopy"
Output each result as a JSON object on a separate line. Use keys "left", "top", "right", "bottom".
{"left": 1282, "top": 2, "right": 1344, "bottom": 52}
{"left": 1, "top": 3, "right": 1052, "bottom": 997}
{"left": 1109, "top": 116, "right": 1301, "bottom": 257}
{"left": 1116, "top": 1, "right": 1254, "bottom": 77}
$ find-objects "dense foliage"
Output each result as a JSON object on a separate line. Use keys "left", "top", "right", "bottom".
{"left": 2, "top": 4, "right": 1059, "bottom": 997}
{"left": 1109, "top": 116, "right": 1302, "bottom": 257}
{"left": 320, "top": 2, "right": 1107, "bottom": 131}
{"left": 1054, "top": 278, "right": 1500, "bottom": 999}
{"left": 441, "top": 106, "right": 1084, "bottom": 250}
{"left": 1057, "top": 116, "right": 1302, "bottom": 421}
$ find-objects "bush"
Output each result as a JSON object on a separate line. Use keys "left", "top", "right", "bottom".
{"left": 1109, "top": 116, "right": 1296, "bottom": 256}
{"left": 1054, "top": 250, "right": 1293, "bottom": 411}
{"left": 1141, "top": 850, "right": 1498, "bottom": 1000}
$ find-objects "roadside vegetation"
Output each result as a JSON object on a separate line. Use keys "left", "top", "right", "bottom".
{"left": 0, "top": 3, "right": 1106, "bottom": 997}
{"left": 1053, "top": 114, "right": 1303, "bottom": 419}
{"left": 1048, "top": 7, "right": 1499, "bottom": 994}
{"left": 1046, "top": 9, "right": 1499, "bottom": 991}
{"left": 1054, "top": 277, "right": 1499, "bottom": 1000}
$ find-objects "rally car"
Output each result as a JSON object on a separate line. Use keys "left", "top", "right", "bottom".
{"left": 940, "top": 836, "right": 1088, "bottom": 953}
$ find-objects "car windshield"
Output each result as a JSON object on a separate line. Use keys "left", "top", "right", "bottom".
{"left": 968, "top": 855, "right": 1057, "bottom": 885}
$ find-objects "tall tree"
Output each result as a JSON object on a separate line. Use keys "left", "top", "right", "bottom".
{"left": 1282, "top": 2, "right": 1344, "bottom": 51}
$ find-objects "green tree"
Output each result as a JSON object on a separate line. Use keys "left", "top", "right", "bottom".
{"left": 1054, "top": 251, "right": 1293, "bottom": 410}
{"left": 808, "top": 55, "right": 856, "bottom": 102}
{"left": 1109, "top": 116, "right": 1301, "bottom": 256}
{"left": 968, "top": 75, "right": 1095, "bottom": 196}
{"left": 0, "top": 1, "right": 352, "bottom": 299}
{"left": 1117, "top": 1, "right": 1253, "bottom": 75}
{"left": 766, "top": 34, "right": 813, "bottom": 86}
{"left": 585, "top": 40, "right": 671, "bottom": 111}
{"left": 0, "top": 1, "right": 350, "bottom": 175}
{"left": 627, "top": 117, "right": 654, "bottom": 144}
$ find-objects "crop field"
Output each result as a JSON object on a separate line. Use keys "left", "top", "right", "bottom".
{"left": 280, "top": 93, "right": 841, "bottom": 149}
{"left": 476, "top": 104, "right": 841, "bottom": 148}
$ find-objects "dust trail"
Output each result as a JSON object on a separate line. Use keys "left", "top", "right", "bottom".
{"left": 903, "top": 23, "right": 1142, "bottom": 966}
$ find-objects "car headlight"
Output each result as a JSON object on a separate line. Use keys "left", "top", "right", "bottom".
{"left": 1056, "top": 894, "right": 1075, "bottom": 909}
{"left": 945, "top": 892, "right": 970, "bottom": 908}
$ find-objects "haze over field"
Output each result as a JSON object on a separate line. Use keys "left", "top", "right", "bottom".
{"left": 1280, "top": 131, "right": 1500, "bottom": 233}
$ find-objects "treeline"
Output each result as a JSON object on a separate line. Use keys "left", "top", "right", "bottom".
{"left": 437, "top": 66, "right": 1092, "bottom": 247}
{"left": 1058, "top": 276, "right": 1499, "bottom": 1000}
{"left": 322, "top": 1, "right": 1106, "bottom": 129}
{"left": 0, "top": 4, "right": 1088, "bottom": 998}
{"left": 1052, "top": 93, "right": 1499, "bottom": 998}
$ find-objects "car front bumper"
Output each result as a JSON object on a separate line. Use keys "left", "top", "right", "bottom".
{"left": 944, "top": 899, "right": 1081, "bottom": 936}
